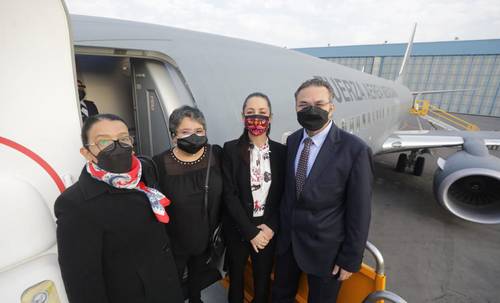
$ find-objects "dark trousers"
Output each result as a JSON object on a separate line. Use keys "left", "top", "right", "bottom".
{"left": 174, "top": 253, "right": 206, "bottom": 303}
{"left": 226, "top": 235, "right": 276, "bottom": 303}
{"left": 272, "top": 246, "right": 341, "bottom": 303}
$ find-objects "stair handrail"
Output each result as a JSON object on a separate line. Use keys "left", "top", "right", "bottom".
{"left": 363, "top": 290, "right": 408, "bottom": 303}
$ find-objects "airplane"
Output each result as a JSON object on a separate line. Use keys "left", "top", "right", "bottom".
{"left": 1, "top": 0, "right": 499, "bottom": 302}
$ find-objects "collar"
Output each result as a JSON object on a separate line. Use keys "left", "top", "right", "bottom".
{"left": 250, "top": 138, "right": 270, "bottom": 152}
{"left": 300, "top": 120, "right": 333, "bottom": 147}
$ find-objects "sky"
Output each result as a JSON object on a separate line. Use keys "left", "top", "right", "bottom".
{"left": 65, "top": 0, "right": 500, "bottom": 48}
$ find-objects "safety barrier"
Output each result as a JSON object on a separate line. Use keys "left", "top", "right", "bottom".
{"left": 410, "top": 100, "right": 480, "bottom": 131}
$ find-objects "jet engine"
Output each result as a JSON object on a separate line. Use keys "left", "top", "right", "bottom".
{"left": 433, "top": 138, "right": 500, "bottom": 224}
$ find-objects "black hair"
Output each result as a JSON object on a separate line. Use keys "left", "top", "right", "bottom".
{"left": 169, "top": 105, "right": 206, "bottom": 136}
{"left": 242, "top": 92, "right": 272, "bottom": 113}
{"left": 294, "top": 78, "right": 335, "bottom": 103}
{"left": 81, "top": 113, "right": 129, "bottom": 146}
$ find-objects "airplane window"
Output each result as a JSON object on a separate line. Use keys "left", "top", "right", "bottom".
{"left": 341, "top": 119, "right": 346, "bottom": 130}
{"left": 356, "top": 116, "right": 361, "bottom": 131}
{"left": 349, "top": 118, "right": 355, "bottom": 133}
{"left": 362, "top": 114, "right": 366, "bottom": 126}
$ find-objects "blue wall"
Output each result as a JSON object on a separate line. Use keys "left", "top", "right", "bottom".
{"left": 294, "top": 39, "right": 500, "bottom": 58}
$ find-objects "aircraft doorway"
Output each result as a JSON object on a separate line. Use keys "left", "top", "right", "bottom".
{"left": 132, "top": 59, "right": 172, "bottom": 156}
{"left": 75, "top": 54, "right": 196, "bottom": 157}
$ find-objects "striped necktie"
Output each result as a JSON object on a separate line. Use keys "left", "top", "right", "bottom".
{"left": 296, "top": 137, "right": 312, "bottom": 198}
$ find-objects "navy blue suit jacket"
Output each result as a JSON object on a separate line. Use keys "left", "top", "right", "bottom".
{"left": 276, "top": 123, "right": 373, "bottom": 276}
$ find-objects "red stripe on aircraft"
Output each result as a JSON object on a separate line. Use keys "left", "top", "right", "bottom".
{"left": 0, "top": 136, "right": 66, "bottom": 193}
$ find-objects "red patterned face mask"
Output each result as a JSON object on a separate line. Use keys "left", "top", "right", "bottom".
{"left": 245, "top": 115, "right": 270, "bottom": 136}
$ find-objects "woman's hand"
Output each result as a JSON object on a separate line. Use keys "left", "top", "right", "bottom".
{"left": 257, "top": 224, "right": 274, "bottom": 240}
{"left": 250, "top": 231, "right": 270, "bottom": 253}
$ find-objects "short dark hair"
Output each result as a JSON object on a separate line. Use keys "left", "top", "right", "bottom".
{"left": 294, "top": 78, "right": 334, "bottom": 103}
{"left": 81, "top": 113, "right": 128, "bottom": 146}
{"left": 242, "top": 92, "right": 272, "bottom": 113}
{"left": 169, "top": 105, "right": 206, "bottom": 135}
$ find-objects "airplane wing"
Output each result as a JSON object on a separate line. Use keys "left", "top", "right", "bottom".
{"left": 381, "top": 130, "right": 500, "bottom": 153}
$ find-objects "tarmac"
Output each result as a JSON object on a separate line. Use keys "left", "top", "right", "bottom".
{"left": 200, "top": 114, "right": 500, "bottom": 303}
{"left": 369, "top": 114, "right": 500, "bottom": 302}
{"left": 370, "top": 148, "right": 500, "bottom": 303}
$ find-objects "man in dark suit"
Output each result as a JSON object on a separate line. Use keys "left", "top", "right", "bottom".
{"left": 272, "top": 78, "right": 373, "bottom": 303}
{"left": 78, "top": 79, "right": 99, "bottom": 122}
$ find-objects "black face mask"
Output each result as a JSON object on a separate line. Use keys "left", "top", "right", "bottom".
{"left": 93, "top": 144, "right": 133, "bottom": 173}
{"left": 297, "top": 106, "right": 330, "bottom": 131}
{"left": 177, "top": 134, "right": 208, "bottom": 154}
{"left": 78, "top": 89, "right": 86, "bottom": 101}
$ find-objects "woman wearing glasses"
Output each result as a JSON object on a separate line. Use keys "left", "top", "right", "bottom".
{"left": 153, "top": 106, "right": 223, "bottom": 303}
{"left": 54, "top": 113, "right": 183, "bottom": 303}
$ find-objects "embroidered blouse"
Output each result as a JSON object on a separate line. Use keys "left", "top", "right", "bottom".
{"left": 249, "top": 142, "right": 272, "bottom": 217}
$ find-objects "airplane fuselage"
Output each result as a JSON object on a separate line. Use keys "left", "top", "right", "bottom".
{"left": 71, "top": 15, "right": 413, "bottom": 157}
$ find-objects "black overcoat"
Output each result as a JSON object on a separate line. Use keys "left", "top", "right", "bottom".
{"left": 222, "top": 137, "right": 286, "bottom": 241}
{"left": 54, "top": 167, "right": 184, "bottom": 303}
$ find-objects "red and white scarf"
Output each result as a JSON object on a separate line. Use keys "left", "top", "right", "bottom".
{"left": 86, "top": 155, "right": 171, "bottom": 223}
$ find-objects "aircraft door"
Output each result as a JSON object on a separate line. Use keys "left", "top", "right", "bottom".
{"left": 131, "top": 59, "right": 173, "bottom": 156}
{"left": 131, "top": 59, "right": 198, "bottom": 157}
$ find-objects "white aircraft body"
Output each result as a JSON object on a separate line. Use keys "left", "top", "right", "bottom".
{"left": 1, "top": 0, "right": 499, "bottom": 301}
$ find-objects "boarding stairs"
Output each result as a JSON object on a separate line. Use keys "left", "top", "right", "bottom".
{"left": 410, "top": 100, "right": 480, "bottom": 131}
{"left": 222, "top": 241, "right": 408, "bottom": 303}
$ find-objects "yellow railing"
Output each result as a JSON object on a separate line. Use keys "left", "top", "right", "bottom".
{"left": 221, "top": 241, "right": 400, "bottom": 303}
{"left": 221, "top": 262, "right": 386, "bottom": 303}
{"left": 409, "top": 99, "right": 431, "bottom": 116}
{"left": 410, "top": 100, "right": 480, "bottom": 131}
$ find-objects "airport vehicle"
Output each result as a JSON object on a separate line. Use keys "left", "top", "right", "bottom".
{"left": 1, "top": 0, "right": 499, "bottom": 301}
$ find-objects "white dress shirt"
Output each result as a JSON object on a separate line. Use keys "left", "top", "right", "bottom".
{"left": 294, "top": 121, "right": 333, "bottom": 177}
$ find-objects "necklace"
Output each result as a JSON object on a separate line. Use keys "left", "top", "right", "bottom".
{"left": 170, "top": 145, "right": 207, "bottom": 165}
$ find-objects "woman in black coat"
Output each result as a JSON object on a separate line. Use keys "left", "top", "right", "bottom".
{"left": 153, "top": 106, "right": 223, "bottom": 303}
{"left": 55, "top": 114, "right": 183, "bottom": 303}
{"left": 222, "top": 92, "right": 286, "bottom": 303}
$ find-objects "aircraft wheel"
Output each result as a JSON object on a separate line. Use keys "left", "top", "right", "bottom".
{"left": 413, "top": 156, "right": 425, "bottom": 176}
{"left": 395, "top": 153, "right": 407, "bottom": 172}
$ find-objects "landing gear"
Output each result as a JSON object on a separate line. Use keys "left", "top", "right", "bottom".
{"left": 395, "top": 150, "right": 427, "bottom": 176}
{"left": 395, "top": 154, "right": 408, "bottom": 172}
{"left": 413, "top": 156, "right": 425, "bottom": 176}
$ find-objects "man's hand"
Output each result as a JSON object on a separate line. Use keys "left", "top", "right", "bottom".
{"left": 332, "top": 265, "right": 352, "bottom": 281}
{"left": 250, "top": 231, "right": 270, "bottom": 253}
{"left": 257, "top": 224, "right": 274, "bottom": 240}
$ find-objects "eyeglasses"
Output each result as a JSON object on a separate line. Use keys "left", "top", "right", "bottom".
{"left": 297, "top": 102, "right": 330, "bottom": 109}
{"left": 86, "top": 135, "right": 134, "bottom": 151}
{"left": 177, "top": 130, "right": 206, "bottom": 138}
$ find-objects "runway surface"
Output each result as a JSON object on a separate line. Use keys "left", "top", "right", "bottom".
{"left": 371, "top": 149, "right": 500, "bottom": 303}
